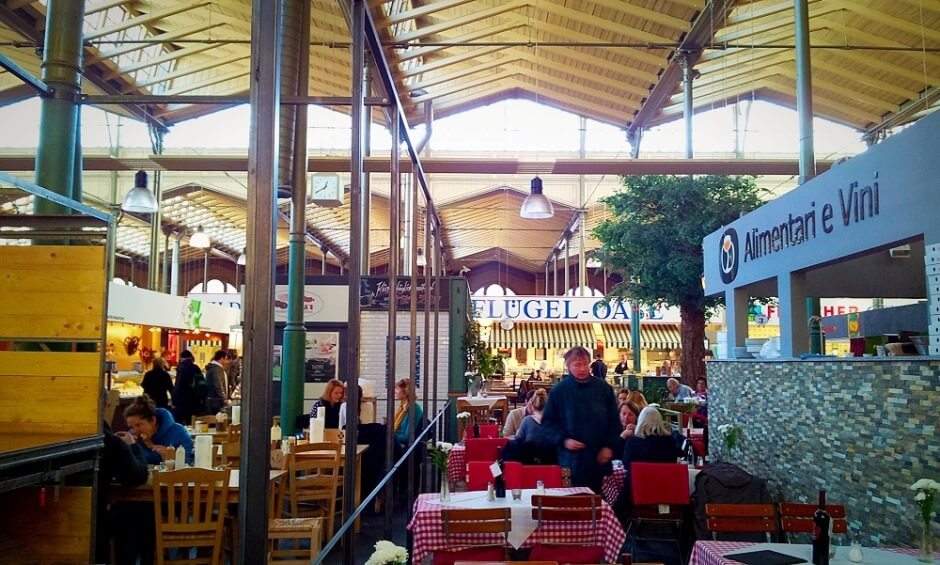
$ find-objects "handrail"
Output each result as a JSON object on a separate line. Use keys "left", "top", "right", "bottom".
{"left": 313, "top": 398, "right": 453, "bottom": 564}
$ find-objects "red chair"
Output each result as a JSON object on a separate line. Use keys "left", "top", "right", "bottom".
{"left": 627, "top": 462, "right": 691, "bottom": 563}
{"left": 464, "top": 438, "right": 509, "bottom": 471}
{"left": 503, "top": 462, "right": 563, "bottom": 490}
{"left": 467, "top": 461, "right": 496, "bottom": 491}
{"left": 433, "top": 508, "right": 511, "bottom": 565}
{"left": 477, "top": 424, "right": 500, "bottom": 438}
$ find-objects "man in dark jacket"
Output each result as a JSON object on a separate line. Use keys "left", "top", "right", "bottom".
{"left": 204, "top": 350, "right": 230, "bottom": 414}
{"left": 171, "top": 350, "right": 206, "bottom": 424}
{"left": 542, "top": 346, "right": 621, "bottom": 491}
{"left": 590, "top": 351, "right": 608, "bottom": 380}
{"left": 98, "top": 422, "right": 149, "bottom": 564}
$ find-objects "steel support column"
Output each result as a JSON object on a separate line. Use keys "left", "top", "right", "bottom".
{"left": 148, "top": 128, "right": 165, "bottom": 290}
{"left": 794, "top": 0, "right": 816, "bottom": 184}
{"left": 578, "top": 116, "right": 587, "bottom": 296}
{"left": 681, "top": 53, "right": 696, "bottom": 159}
{"left": 564, "top": 240, "right": 570, "bottom": 295}
{"left": 794, "top": 0, "right": 820, "bottom": 352}
{"left": 406, "top": 171, "right": 419, "bottom": 518}
{"left": 383, "top": 111, "right": 400, "bottom": 538}
{"left": 632, "top": 302, "right": 642, "bottom": 372}
{"left": 238, "top": 0, "right": 280, "bottom": 561}
{"left": 343, "top": 1, "right": 366, "bottom": 560}
{"left": 361, "top": 64, "right": 372, "bottom": 275}
{"left": 553, "top": 254, "right": 558, "bottom": 295}
{"left": 280, "top": 0, "right": 311, "bottom": 436}
{"left": 34, "top": 0, "right": 84, "bottom": 215}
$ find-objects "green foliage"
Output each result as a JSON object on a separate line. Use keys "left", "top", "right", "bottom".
{"left": 593, "top": 174, "right": 766, "bottom": 314}
{"left": 463, "top": 314, "right": 487, "bottom": 373}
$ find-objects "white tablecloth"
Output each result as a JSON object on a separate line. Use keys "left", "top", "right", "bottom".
{"left": 457, "top": 395, "right": 507, "bottom": 407}
{"left": 692, "top": 541, "right": 935, "bottom": 565}
{"left": 425, "top": 488, "right": 560, "bottom": 547}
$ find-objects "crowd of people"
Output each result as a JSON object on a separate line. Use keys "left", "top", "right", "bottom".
{"left": 492, "top": 345, "right": 708, "bottom": 515}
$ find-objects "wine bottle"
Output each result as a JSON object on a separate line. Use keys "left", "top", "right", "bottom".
{"left": 812, "top": 490, "right": 831, "bottom": 565}
{"left": 473, "top": 422, "right": 480, "bottom": 439}
{"left": 494, "top": 460, "right": 506, "bottom": 498}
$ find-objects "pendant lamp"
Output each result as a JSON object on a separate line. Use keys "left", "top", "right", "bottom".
{"left": 520, "top": 176, "right": 554, "bottom": 219}
{"left": 121, "top": 170, "right": 159, "bottom": 214}
{"left": 189, "top": 226, "right": 211, "bottom": 249}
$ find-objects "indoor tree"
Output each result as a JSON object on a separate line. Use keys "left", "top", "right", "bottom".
{"left": 593, "top": 174, "right": 765, "bottom": 384}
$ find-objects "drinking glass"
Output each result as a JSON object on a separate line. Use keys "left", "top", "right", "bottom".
{"left": 511, "top": 488, "right": 522, "bottom": 501}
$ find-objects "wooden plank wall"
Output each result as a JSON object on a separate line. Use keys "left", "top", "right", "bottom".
{"left": 0, "top": 486, "right": 92, "bottom": 564}
{"left": 0, "top": 246, "right": 106, "bottom": 452}
{"left": 0, "top": 246, "right": 105, "bottom": 340}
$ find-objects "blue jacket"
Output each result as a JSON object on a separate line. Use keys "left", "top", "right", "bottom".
{"left": 394, "top": 402, "right": 424, "bottom": 445}
{"left": 141, "top": 408, "right": 194, "bottom": 465}
{"left": 541, "top": 374, "right": 621, "bottom": 489}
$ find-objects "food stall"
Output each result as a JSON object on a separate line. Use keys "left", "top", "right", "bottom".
{"left": 701, "top": 110, "right": 940, "bottom": 547}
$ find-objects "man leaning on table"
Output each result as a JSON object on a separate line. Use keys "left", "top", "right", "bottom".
{"left": 541, "top": 345, "right": 621, "bottom": 492}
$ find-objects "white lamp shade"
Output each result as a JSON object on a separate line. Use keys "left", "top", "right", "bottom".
{"left": 587, "top": 257, "right": 602, "bottom": 269}
{"left": 190, "top": 227, "right": 211, "bottom": 249}
{"left": 121, "top": 170, "right": 159, "bottom": 214}
{"left": 520, "top": 176, "right": 554, "bottom": 219}
{"left": 416, "top": 248, "right": 427, "bottom": 267}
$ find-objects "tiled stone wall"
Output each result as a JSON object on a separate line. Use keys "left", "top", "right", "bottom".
{"left": 707, "top": 359, "right": 940, "bottom": 547}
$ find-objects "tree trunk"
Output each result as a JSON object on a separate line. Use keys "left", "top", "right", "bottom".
{"left": 679, "top": 303, "right": 706, "bottom": 387}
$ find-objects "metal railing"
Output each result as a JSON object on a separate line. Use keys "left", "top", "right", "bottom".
{"left": 313, "top": 398, "right": 452, "bottom": 564}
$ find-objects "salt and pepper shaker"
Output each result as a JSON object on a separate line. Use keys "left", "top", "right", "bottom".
{"left": 536, "top": 480, "right": 545, "bottom": 494}
{"left": 487, "top": 482, "right": 496, "bottom": 501}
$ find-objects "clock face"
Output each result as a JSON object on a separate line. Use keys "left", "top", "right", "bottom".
{"left": 310, "top": 174, "right": 341, "bottom": 200}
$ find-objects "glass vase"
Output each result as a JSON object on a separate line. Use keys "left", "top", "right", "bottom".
{"left": 440, "top": 470, "right": 451, "bottom": 502}
{"left": 918, "top": 521, "right": 934, "bottom": 563}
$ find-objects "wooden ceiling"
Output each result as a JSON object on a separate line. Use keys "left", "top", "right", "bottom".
{"left": 1, "top": 0, "right": 938, "bottom": 274}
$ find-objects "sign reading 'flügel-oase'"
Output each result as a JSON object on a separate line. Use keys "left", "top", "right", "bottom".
{"left": 471, "top": 296, "right": 682, "bottom": 324}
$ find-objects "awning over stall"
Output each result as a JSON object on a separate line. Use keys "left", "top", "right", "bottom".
{"left": 487, "top": 322, "right": 595, "bottom": 350}
{"left": 601, "top": 323, "right": 682, "bottom": 350}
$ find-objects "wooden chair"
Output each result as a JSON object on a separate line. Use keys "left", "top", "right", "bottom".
{"left": 529, "top": 494, "right": 605, "bottom": 564}
{"left": 705, "top": 503, "right": 777, "bottom": 542}
{"left": 626, "top": 462, "right": 690, "bottom": 563}
{"left": 779, "top": 502, "right": 848, "bottom": 542}
{"left": 433, "top": 508, "right": 511, "bottom": 565}
{"left": 268, "top": 471, "right": 324, "bottom": 564}
{"left": 284, "top": 443, "right": 342, "bottom": 537}
{"left": 225, "top": 423, "right": 241, "bottom": 443}
{"left": 152, "top": 467, "right": 230, "bottom": 565}
{"left": 220, "top": 441, "right": 240, "bottom": 468}
{"left": 192, "top": 415, "right": 218, "bottom": 426}
{"left": 323, "top": 428, "right": 344, "bottom": 443}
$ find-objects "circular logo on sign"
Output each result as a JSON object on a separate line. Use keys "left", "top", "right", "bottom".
{"left": 719, "top": 228, "right": 739, "bottom": 284}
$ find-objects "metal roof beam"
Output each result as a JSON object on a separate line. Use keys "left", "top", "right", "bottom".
{"left": 864, "top": 86, "right": 940, "bottom": 142}
{"left": 0, "top": 52, "right": 49, "bottom": 95}
{"left": 626, "top": 0, "right": 736, "bottom": 140}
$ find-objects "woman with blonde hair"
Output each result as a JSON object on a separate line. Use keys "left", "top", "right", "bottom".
{"left": 626, "top": 390, "right": 648, "bottom": 410}
{"left": 393, "top": 378, "right": 424, "bottom": 446}
{"left": 622, "top": 406, "right": 681, "bottom": 467}
{"left": 311, "top": 378, "right": 345, "bottom": 429}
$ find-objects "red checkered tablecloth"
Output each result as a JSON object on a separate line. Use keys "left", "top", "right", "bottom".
{"left": 447, "top": 444, "right": 466, "bottom": 485}
{"left": 690, "top": 541, "right": 936, "bottom": 565}
{"left": 408, "top": 487, "right": 626, "bottom": 563}
{"left": 602, "top": 465, "right": 626, "bottom": 506}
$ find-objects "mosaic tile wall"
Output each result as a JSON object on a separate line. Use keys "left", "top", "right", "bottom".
{"left": 707, "top": 359, "right": 940, "bottom": 547}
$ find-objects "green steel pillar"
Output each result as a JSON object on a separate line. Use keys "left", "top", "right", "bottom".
{"left": 631, "top": 302, "right": 642, "bottom": 373}
{"left": 279, "top": 0, "right": 310, "bottom": 436}
{"left": 807, "top": 297, "right": 822, "bottom": 354}
{"left": 34, "top": 0, "right": 84, "bottom": 214}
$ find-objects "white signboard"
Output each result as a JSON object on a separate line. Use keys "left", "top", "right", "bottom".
{"left": 109, "top": 283, "right": 240, "bottom": 333}
{"left": 470, "top": 296, "right": 683, "bottom": 324}
{"left": 274, "top": 285, "right": 349, "bottom": 323}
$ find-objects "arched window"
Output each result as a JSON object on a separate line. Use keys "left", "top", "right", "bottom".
{"left": 188, "top": 279, "right": 236, "bottom": 294}
{"left": 472, "top": 284, "right": 516, "bottom": 296}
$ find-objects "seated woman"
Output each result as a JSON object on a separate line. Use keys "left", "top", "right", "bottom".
{"left": 617, "top": 388, "right": 631, "bottom": 406}
{"left": 626, "top": 390, "right": 649, "bottom": 410}
{"left": 611, "top": 400, "right": 642, "bottom": 456}
{"left": 617, "top": 406, "right": 682, "bottom": 512}
{"left": 393, "top": 378, "right": 424, "bottom": 447}
{"left": 692, "top": 376, "right": 709, "bottom": 426}
{"left": 311, "top": 378, "right": 345, "bottom": 429}
{"left": 118, "top": 394, "right": 193, "bottom": 465}
{"left": 502, "top": 389, "right": 556, "bottom": 465}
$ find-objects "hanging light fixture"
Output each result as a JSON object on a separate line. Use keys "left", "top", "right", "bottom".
{"left": 121, "top": 170, "right": 159, "bottom": 214}
{"left": 520, "top": 176, "right": 554, "bottom": 219}
{"left": 237, "top": 248, "right": 247, "bottom": 266}
{"left": 416, "top": 247, "right": 427, "bottom": 267}
{"left": 189, "top": 226, "right": 211, "bottom": 249}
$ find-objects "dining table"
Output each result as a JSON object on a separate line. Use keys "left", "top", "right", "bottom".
{"left": 408, "top": 487, "right": 626, "bottom": 563}
{"left": 690, "top": 540, "right": 938, "bottom": 565}
{"left": 456, "top": 395, "right": 510, "bottom": 424}
{"left": 111, "top": 468, "right": 287, "bottom": 504}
